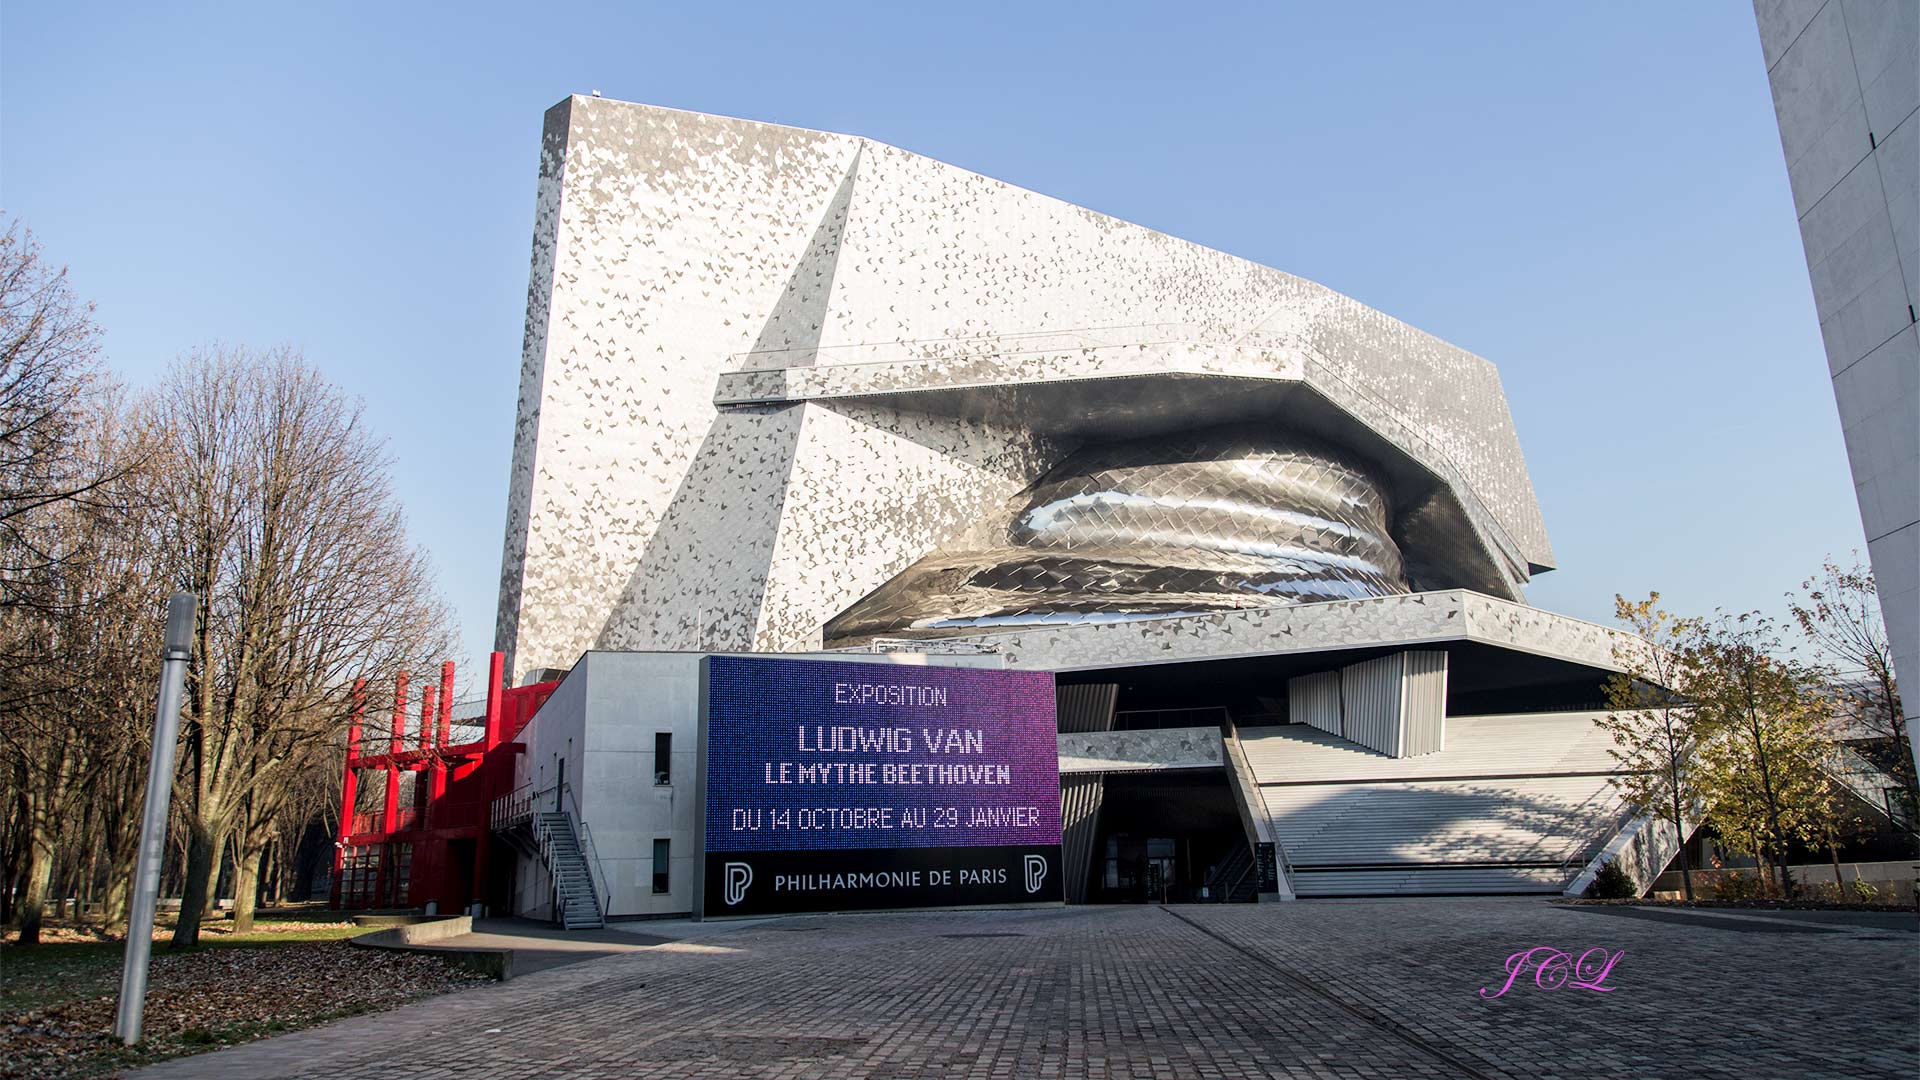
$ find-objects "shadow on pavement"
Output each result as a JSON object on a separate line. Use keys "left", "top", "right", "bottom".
{"left": 1558, "top": 904, "right": 1919, "bottom": 935}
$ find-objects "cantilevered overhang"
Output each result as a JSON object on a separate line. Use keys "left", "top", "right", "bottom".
{"left": 900, "top": 590, "right": 1650, "bottom": 677}
{"left": 715, "top": 330, "right": 1548, "bottom": 601}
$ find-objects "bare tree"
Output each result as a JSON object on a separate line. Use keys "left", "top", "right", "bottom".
{"left": 0, "top": 390, "right": 162, "bottom": 943}
{"left": 0, "top": 220, "right": 114, "bottom": 614}
{"left": 1789, "top": 555, "right": 1910, "bottom": 801}
{"left": 150, "top": 348, "right": 448, "bottom": 945}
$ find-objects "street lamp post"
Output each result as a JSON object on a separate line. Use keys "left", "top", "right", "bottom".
{"left": 114, "top": 592, "right": 197, "bottom": 1046}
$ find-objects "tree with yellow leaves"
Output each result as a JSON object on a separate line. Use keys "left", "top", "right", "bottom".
{"left": 1597, "top": 593, "right": 1705, "bottom": 900}
{"left": 1687, "top": 611, "right": 1832, "bottom": 897}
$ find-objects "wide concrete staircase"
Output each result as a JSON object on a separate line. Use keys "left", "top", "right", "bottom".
{"left": 534, "top": 812, "right": 605, "bottom": 930}
{"left": 1240, "top": 712, "right": 1630, "bottom": 897}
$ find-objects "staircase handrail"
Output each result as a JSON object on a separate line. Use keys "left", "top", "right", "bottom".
{"left": 1826, "top": 744, "right": 1912, "bottom": 830}
{"left": 1562, "top": 804, "right": 1636, "bottom": 875}
{"left": 1230, "top": 858, "right": 1256, "bottom": 900}
{"left": 562, "top": 782, "right": 614, "bottom": 922}
{"left": 491, "top": 781, "right": 554, "bottom": 832}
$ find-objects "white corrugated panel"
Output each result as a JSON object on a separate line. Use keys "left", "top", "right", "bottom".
{"left": 1287, "top": 671, "right": 1342, "bottom": 737}
{"left": 1400, "top": 650, "right": 1447, "bottom": 757}
{"left": 1057, "top": 683, "right": 1118, "bottom": 734}
{"left": 1340, "top": 653, "right": 1404, "bottom": 755}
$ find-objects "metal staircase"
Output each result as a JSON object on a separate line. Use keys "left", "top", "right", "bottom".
{"left": 535, "top": 812, "right": 604, "bottom": 930}
{"left": 1202, "top": 843, "right": 1260, "bottom": 902}
{"left": 490, "top": 783, "right": 609, "bottom": 930}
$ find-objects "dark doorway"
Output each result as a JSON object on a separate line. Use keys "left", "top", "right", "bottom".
{"left": 446, "top": 839, "right": 477, "bottom": 912}
{"left": 1090, "top": 770, "right": 1248, "bottom": 903}
{"left": 485, "top": 836, "right": 515, "bottom": 915}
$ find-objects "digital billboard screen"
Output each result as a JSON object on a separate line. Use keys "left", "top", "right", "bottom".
{"left": 700, "top": 656, "right": 1062, "bottom": 916}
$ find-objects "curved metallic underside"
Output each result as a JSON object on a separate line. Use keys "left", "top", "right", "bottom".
{"left": 825, "top": 427, "right": 1409, "bottom": 645}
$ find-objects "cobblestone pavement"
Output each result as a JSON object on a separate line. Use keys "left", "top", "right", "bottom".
{"left": 125, "top": 899, "right": 1919, "bottom": 1080}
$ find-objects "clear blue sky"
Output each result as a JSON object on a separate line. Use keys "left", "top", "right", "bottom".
{"left": 0, "top": 2, "right": 1867, "bottom": 684}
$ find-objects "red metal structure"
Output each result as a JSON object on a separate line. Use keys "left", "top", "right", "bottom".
{"left": 331, "top": 652, "right": 558, "bottom": 913}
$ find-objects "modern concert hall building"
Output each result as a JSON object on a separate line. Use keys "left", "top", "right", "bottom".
{"left": 339, "top": 96, "right": 1756, "bottom": 923}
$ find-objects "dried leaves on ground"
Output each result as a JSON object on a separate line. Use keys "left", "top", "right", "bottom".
{"left": 1, "top": 939, "right": 489, "bottom": 1079}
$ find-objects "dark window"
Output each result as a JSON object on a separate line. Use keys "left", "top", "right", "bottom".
{"left": 652, "top": 839, "right": 670, "bottom": 893}
{"left": 654, "top": 732, "right": 672, "bottom": 785}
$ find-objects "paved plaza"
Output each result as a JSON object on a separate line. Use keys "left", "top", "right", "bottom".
{"left": 130, "top": 899, "right": 1918, "bottom": 1080}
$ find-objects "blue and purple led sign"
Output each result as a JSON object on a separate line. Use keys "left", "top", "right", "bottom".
{"left": 700, "top": 656, "right": 1063, "bottom": 916}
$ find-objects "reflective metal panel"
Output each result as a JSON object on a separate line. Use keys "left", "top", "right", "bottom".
{"left": 826, "top": 428, "right": 1408, "bottom": 645}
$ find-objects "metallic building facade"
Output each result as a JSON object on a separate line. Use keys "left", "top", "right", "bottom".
{"left": 495, "top": 96, "right": 1554, "bottom": 685}
{"left": 486, "top": 96, "right": 1819, "bottom": 903}
{"left": 826, "top": 429, "right": 1408, "bottom": 644}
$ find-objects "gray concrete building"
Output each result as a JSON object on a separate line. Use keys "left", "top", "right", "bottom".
{"left": 1753, "top": 0, "right": 1919, "bottom": 767}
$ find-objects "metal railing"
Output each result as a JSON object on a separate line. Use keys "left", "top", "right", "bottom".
{"left": 491, "top": 782, "right": 550, "bottom": 832}
{"left": 444, "top": 722, "right": 487, "bottom": 747}
{"left": 492, "top": 781, "right": 612, "bottom": 926}
{"left": 1827, "top": 744, "right": 1912, "bottom": 830}
{"left": 1202, "top": 844, "right": 1256, "bottom": 902}
{"left": 1114, "top": 706, "right": 1230, "bottom": 730}
{"left": 853, "top": 637, "right": 1002, "bottom": 655}
{"left": 562, "top": 782, "right": 615, "bottom": 922}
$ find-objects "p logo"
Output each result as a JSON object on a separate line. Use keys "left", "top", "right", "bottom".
{"left": 1024, "top": 855, "right": 1048, "bottom": 894}
{"left": 723, "top": 862, "right": 753, "bottom": 906}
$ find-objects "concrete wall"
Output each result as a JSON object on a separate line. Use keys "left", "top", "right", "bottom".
{"left": 577, "top": 653, "right": 703, "bottom": 919}
{"left": 1754, "top": 0, "right": 1919, "bottom": 765}
{"left": 1056, "top": 727, "right": 1224, "bottom": 774}
{"left": 509, "top": 660, "right": 590, "bottom": 921}
{"left": 1652, "top": 860, "right": 1920, "bottom": 904}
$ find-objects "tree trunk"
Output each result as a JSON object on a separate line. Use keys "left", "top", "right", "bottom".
{"left": 171, "top": 817, "right": 224, "bottom": 948}
{"left": 204, "top": 832, "right": 228, "bottom": 921}
{"left": 1672, "top": 816, "right": 1693, "bottom": 901}
{"left": 271, "top": 837, "right": 292, "bottom": 906}
{"left": 80, "top": 861, "right": 95, "bottom": 927}
{"left": 16, "top": 834, "right": 53, "bottom": 945}
{"left": 101, "top": 811, "right": 139, "bottom": 934}
{"left": 103, "top": 858, "right": 131, "bottom": 934}
{"left": 231, "top": 838, "right": 267, "bottom": 934}
{"left": 1772, "top": 828, "right": 1793, "bottom": 897}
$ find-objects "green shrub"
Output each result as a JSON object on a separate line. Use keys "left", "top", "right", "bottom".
{"left": 1848, "top": 877, "right": 1878, "bottom": 903}
{"left": 1712, "top": 871, "right": 1763, "bottom": 901}
{"left": 1584, "top": 860, "right": 1638, "bottom": 899}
